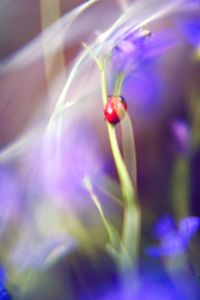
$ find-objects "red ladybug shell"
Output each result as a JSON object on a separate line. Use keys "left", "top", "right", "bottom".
{"left": 104, "top": 96, "right": 127, "bottom": 125}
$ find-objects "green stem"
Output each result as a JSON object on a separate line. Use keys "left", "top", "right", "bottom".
{"left": 102, "top": 70, "right": 134, "bottom": 205}
{"left": 171, "top": 157, "right": 190, "bottom": 220}
{"left": 114, "top": 73, "right": 124, "bottom": 95}
{"left": 101, "top": 69, "right": 140, "bottom": 270}
{"left": 83, "top": 43, "right": 140, "bottom": 272}
{"left": 84, "top": 177, "right": 119, "bottom": 247}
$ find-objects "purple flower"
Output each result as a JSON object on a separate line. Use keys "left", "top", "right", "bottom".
{"left": 121, "top": 67, "right": 164, "bottom": 126}
{"left": 146, "top": 215, "right": 200, "bottom": 257}
{"left": 26, "top": 123, "right": 104, "bottom": 206}
{"left": 152, "top": 214, "right": 177, "bottom": 240}
{"left": 101, "top": 265, "right": 197, "bottom": 300}
{"left": 171, "top": 120, "right": 190, "bottom": 155}
{"left": 110, "top": 27, "right": 176, "bottom": 74}
{"left": 0, "top": 266, "right": 6, "bottom": 287}
{"left": 180, "top": 16, "right": 200, "bottom": 49}
{"left": 0, "top": 287, "right": 12, "bottom": 300}
{"left": 0, "top": 266, "right": 12, "bottom": 300}
{"left": 179, "top": 217, "right": 200, "bottom": 241}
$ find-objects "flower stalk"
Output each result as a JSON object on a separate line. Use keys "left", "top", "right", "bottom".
{"left": 102, "top": 69, "right": 140, "bottom": 272}
{"left": 83, "top": 43, "right": 141, "bottom": 272}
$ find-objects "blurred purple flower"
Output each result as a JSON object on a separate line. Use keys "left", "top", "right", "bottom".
{"left": 179, "top": 217, "right": 200, "bottom": 240}
{"left": 122, "top": 67, "right": 163, "bottom": 125}
{"left": 101, "top": 266, "right": 197, "bottom": 300}
{"left": 42, "top": 129, "right": 103, "bottom": 200}
{"left": 0, "top": 266, "right": 12, "bottom": 300}
{"left": 102, "top": 283, "right": 178, "bottom": 300}
{"left": 180, "top": 16, "right": 200, "bottom": 49}
{"left": 0, "top": 287, "right": 12, "bottom": 300}
{"left": 146, "top": 215, "right": 200, "bottom": 257}
{"left": 111, "top": 27, "right": 176, "bottom": 74}
{"left": 0, "top": 266, "right": 6, "bottom": 286}
{"left": 26, "top": 121, "right": 105, "bottom": 213}
{"left": 152, "top": 214, "right": 177, "bottom": 240}
{"left": 171, "top": 120, "right": 190, "bottom": 155}
{"left": 0, "top": 167, "right": 22, "bottom": 236}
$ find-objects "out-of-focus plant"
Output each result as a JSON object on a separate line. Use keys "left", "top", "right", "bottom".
{"left": 146, "top": 215, "right": 200, "bottom": 257}
{"left": 0, "top": 0, "right": 200, "bottom": 299}
{"left": 81, "top": 0, "right": 187, "bottom": 287}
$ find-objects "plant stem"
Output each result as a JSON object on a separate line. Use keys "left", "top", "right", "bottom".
{"left": 171, "top": 157, "right": 190, "bottom": 220}
{"left": 114, "top": 73, "right": 124, "bottom": 95}
{"left": 84, "top": 176, "right": 119, "bottom": 248}
{"left": 101, "top": 68, "right": 140, "bottom": 271}
{"left": 83, "top": 43, "right": 141, "bottom": 272}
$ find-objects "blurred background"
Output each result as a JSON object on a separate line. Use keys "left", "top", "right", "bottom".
{"left": 0, "top": 0, "right": 200, "bottom": 299}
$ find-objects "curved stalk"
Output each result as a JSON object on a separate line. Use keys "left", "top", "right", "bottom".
{"left": 83, "top": 43, "right": 141, "bottom": 271}
{"left": 101, "top": 68, "right": 140, "bottom": 271}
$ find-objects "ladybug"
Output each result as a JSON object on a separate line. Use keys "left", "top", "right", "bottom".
{"left": 104, "top": 95, "right": 127, "bottom": 125}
